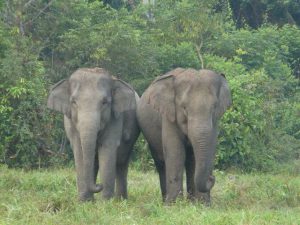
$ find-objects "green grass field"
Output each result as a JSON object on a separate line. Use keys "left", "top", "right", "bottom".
{"left": 0, "top": 163, "right": 299, "bottom": 225}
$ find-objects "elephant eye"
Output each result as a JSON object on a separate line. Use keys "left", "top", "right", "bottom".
{"left": 102, "top": 98, "right": 110, "bottom": 105}
{"left": 213, "top": 101, "right": 218, "bottom": 109}
{"left": 70, "top": 98, "right": 78, "bottom": 107}
{"left": 183, "top": 107, "right": 187, "bottom": 116}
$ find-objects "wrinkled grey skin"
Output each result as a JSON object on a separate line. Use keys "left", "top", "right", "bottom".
{"left": 137, "top": 68, "right": 232, "bottom": 204}
{"left": 47, "top": 68, "right": 139, "bottom": 201}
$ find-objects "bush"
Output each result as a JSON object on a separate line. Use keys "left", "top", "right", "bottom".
{"left": 0, "top": 25, "right": 68, "bottom": 168}
{"left": 0, "top": 1, "right": 299, "bottom": 171}
{"left": 205, "top": 54, "right": 300, "bottom": 171}
{"left": 131, "top": 135, "right": 155, "bottom": 171}
{"left": 208, "top": 25, "right": 300, "bottom": 79}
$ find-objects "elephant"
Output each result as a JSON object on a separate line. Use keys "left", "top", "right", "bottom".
{"left": 137, "top": 68, "right": 232, "bottom": 204}
{"left": 47, "top": 67, "right": 140, "bottom": 201}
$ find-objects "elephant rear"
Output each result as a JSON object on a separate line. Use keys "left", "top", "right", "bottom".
{"left": 117, "top": 93, "right": 140, "bottom": 165}
{"left": 137, "top": 88, "right": 164, "bottom": 164}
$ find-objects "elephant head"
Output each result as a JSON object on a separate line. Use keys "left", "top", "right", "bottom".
{"left": 147, "top": 68, "right": 231, "bottom": 195}
{"left": 47, "top": 68, "right": 136, "bottom": 199}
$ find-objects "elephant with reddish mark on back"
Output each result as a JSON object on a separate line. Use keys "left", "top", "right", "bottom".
{"left": 47, "top": 68, "right": 139, "bottom": 201}
{"left": 137, "top": 68, "right": 232, "bottom": 204}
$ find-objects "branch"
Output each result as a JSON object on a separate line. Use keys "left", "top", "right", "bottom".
{"left": 19, "top": 20, "right": 25, "bottom": 36}
{"left": 195, "top": 40, "right": 204, "bottom": 69}
{"left": 24, "top": 0, "right": 37, "bottom": 9}
{"left": 24, "top": 0, "right": 55, "bottom": 25}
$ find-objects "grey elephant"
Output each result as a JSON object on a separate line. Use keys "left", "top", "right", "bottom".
{"left": 47, "top": 68, "right": 139, "bottom": 201}
{"left": 137, "top": 68, "right": 232, "bottom": 204}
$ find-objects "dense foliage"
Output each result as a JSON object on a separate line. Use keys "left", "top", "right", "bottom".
{"left": 0, "top": 0, "right": 299, "bottom": 171}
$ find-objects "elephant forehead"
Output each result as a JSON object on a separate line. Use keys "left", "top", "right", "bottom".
{"left": 75, "top": 67, "right": 109, "bottom": 75}
{"left": 70, "top": 70, "right": 112, "bottom": 88}
{"left": 71, "top": 69, "right": 109, "bottom": 80}
{"left": 175, "top": 74, "right": 219, "bottom": 98}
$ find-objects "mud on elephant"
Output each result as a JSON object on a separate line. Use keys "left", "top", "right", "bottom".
{"left": 47, "top": 68, "right": 139, "bottom": 201}
{"left": 137, "top": 68, "right": 232, "bottom": 204}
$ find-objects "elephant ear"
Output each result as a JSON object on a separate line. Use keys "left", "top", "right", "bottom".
{"left": 147, "top": 74, "right": 176, "bottom": 122}
{"left": 112, "top": 79, "right": 136, "bottom": 118}
{"left": 47, "top": 79, "right": 71, "bottom": 118}
{"left": 216, "top": 76, "right": 232, "bottom": 119}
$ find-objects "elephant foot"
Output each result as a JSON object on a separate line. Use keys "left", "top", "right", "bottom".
{"left": 78, "top": 191, "right": 94, "bottom": 202}
{"left": 78, "top": 183, "right": 103, "bottom": 202}
{"left": 187, "top": 193, "right": 196, "bottom": 201}
{"left": 102, "top": 190, "right": 114, "bottom": 200}
{"left": 115, "top": 193, "right": 128, "bottom": 200}
{"left": 164, "top": 190, "right": 184, "bottom": 204}
{"left": 195, "top": 191, "right": 211, "bottom": 206}
{"left": 164, "top": 199, "right": 176, "bottom": 205}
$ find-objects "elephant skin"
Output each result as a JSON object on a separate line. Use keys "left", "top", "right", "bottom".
{"left": 47, "top": 68, "right": 140, "bottom": 201}
{"left": 137, "top": 68, "right": 232, "bottom": 204}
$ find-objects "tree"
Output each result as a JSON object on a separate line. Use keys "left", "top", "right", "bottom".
{"left": 229, "top": 0, "right": 300, "bottom": 28}
{"left": 151, "top": 0, "right": 227, "bottom": 68}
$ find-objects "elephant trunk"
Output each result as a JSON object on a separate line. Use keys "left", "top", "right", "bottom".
{"left": 79, "top": 113, "right": 103, "bottom": 195}
{"left": 189, "top": 121, "right": 216, "bottom": 193}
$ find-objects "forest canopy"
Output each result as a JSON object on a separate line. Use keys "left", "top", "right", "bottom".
{"left": 0, "top": 0, "right": 299, "bottom": 171}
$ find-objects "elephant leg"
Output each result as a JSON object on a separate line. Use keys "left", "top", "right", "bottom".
{"left": 116, "top": 162, "right": 129, "bottom": 199}
{"left": 98, "top": 145, "right": 117, "bottom": 200}
{"left": 154, "top": 160, "right": 166, "bottom": 201}
{"left": 65, "top": 118, "right": 96, "bottom": 201}
{"left": 72, "top": 137, "right": 95, "bottom": 201}
{"left": 98, "top": 117, "right": 123, "bottom": 200}
{"left": 149, "top": 143, "right": 167, "bottom": 201}
{"left": 94, "top": 150, "right": 99, "bottom": 184}
{"left": 185, "top": 146, "right": 195, "bottom": 200}
{"left": 162, "top": 119, "right": 185, "bottom": 203}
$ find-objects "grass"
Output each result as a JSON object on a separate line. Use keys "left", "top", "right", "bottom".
{"left": 0, "top": 163, "right": 299, "bottom": 225}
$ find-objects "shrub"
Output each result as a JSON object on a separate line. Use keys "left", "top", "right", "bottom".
{"left": 0, "top": 26, "right": 68, "bottom": 168}
{"left": 206, "top": 54, "right": 300, "bottom": 171}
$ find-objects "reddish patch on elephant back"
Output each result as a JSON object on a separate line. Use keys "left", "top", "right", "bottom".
{"left": 71, "top": 68, "right": 112, "bottom": 81}
{"left": 80, "top": 67, "right": 107, "bottom": 73}
{"left": 164, "top": 67, "right": 186, "bottom": 77}
{"left": 165, "top": 68, "right": 200, "bottom": 80}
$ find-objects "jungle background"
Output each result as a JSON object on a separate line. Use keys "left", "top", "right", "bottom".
{"left": 0, "top": 1, "right": 300, "bottom": 224}
{"left": 0, "top": 0, "right": 299, "bottom": 171}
